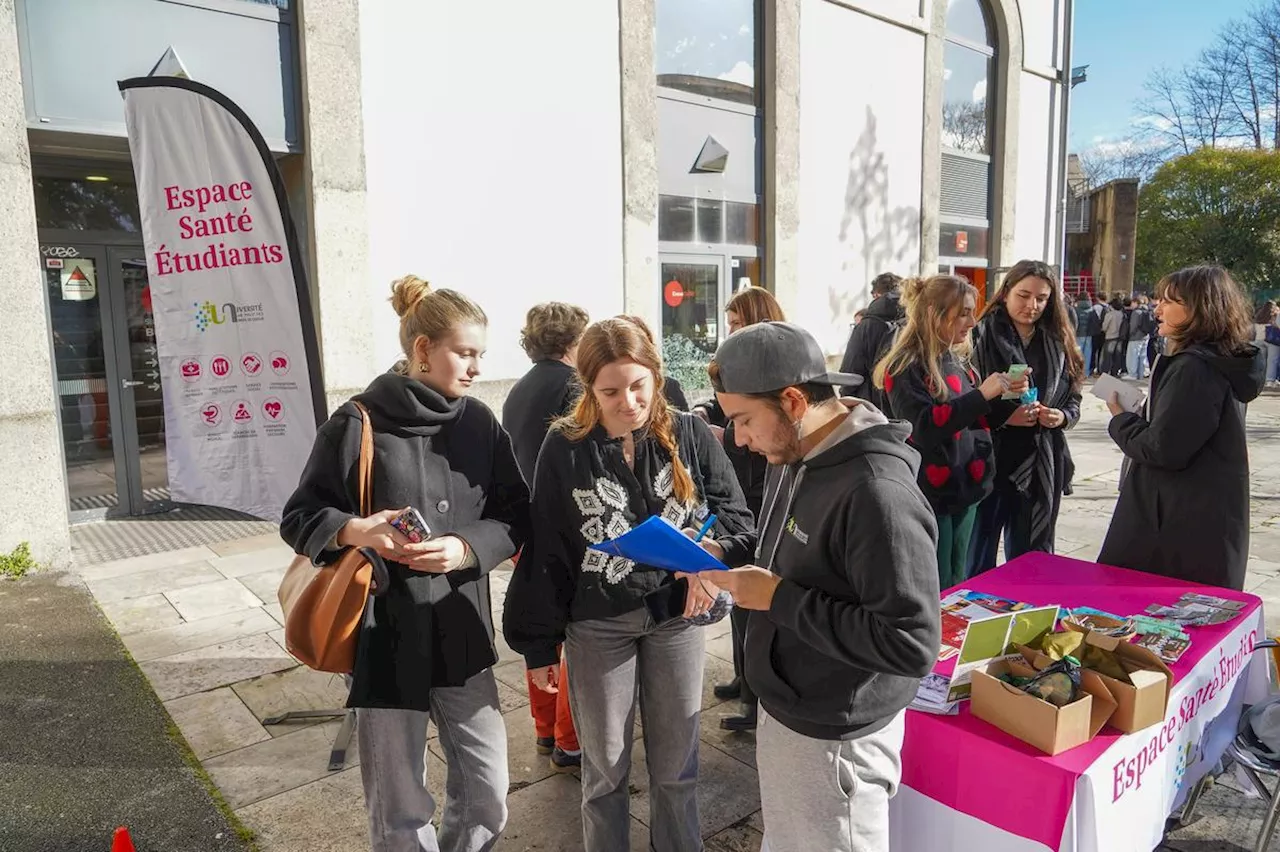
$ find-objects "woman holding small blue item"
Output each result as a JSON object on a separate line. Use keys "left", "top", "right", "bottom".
{"left": 502, "top": 315, "right": 754, "bottom": 852}
{"left": 968, "top": 260, "right": 1085, "bottom": 575}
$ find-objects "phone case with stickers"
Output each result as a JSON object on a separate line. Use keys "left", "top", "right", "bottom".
{"left": 390, "top": 507, "right": 432, "bottom": 544}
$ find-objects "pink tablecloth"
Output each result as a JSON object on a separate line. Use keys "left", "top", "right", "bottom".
{"left": 900, "top": 552, "right": 1265, "bottom": 851}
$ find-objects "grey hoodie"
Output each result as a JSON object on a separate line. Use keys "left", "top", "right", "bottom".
{"left": 744, "top": 401, "right": 941, "bottom": 740}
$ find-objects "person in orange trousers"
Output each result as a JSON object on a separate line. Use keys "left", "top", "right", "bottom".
{"left": 525, "top": 651, "right": 580, "bottom": 771}
{"left": 502, "top": 304, "right": 590, "bottom": 772}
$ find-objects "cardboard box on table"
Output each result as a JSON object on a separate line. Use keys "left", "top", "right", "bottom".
{"left": 971, "top": 658, "right": 1118, "bottom": 755}
{"left": 1054, "top": 622, "right": 1172, "bottom": 733}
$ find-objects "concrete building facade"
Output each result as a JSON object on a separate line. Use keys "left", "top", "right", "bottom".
{"left": 0, "top": 0, "right": 1073, "bottom": 564}
{"left": 1065, "top": 175, "right": 1139, "bottom": 298}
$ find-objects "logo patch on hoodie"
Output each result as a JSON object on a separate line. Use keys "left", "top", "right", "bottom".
{"left": 785, "top": 516, "right": 809, "bottom": 545}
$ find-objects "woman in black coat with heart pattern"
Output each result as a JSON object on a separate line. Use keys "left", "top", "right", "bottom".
{"left": 873, "top": 275, "right": 1027, "bottom": 589}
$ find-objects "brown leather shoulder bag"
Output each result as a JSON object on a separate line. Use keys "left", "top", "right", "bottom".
{"left": 279, "top": 401, "right": 388, "bottom": 673}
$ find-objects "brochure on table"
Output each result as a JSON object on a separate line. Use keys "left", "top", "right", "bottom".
{"left": 918, "top": 591, "right": 1060, "bottom": 707}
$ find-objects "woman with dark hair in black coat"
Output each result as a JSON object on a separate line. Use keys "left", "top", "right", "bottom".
{"left": 1099, "top": 265, "right": 1264, "bottom": 590}
{"left": 968, "top": 260, "right": 1084, "bottom": 576}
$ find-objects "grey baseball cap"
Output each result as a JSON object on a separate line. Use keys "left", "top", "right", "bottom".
{"left": 710, "top": 321, "right": 863, "bottom": 394}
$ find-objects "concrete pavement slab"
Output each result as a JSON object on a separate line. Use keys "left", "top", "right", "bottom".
{"left": 76, "top": 545, "right": 220, "bottom": 583}
{"left": 232, "top": 667, "right": 351, "bottom": 737}
{"left": 705, "top": 822, "right": 765, "bottom": 852}
{"left": 97, "top": 592, "right": 184, "bottom": 635}
{"left": 140, "top": 633, "right": 296, "bottom": 701}
{"left": 203, "top": 719, "right": 361, "bottom": 809}
{"left": 124, "top": 606, "right": 279, "bottom": 663}
{"left": 235, "top": 767, "right": 371, "bottom": 852}
{"left": 238, "top": 566, "right": 288, "bottom": 603}
{"left": 211, "top": 545, "right": 297, "bottom": 579}
{"left": 626, "top": 738, "right": 761, "bottom": 839}
{"left": 165, "top": 578, "right": 263, "bottom": 622}
{"left": 87, "top": 559, "right": 225, "bottom": 603}
{"left": 166, "top": 687, "right": 272, "bottom": 760}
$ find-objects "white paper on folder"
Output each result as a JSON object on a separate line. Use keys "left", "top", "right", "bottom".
{"left": 1091, "top": 374, "right": 1145, "bottom": 414}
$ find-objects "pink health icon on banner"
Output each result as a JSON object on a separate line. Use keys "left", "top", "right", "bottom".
{"left": 269, "top": 351, "right": 290, "bottom": 376}
{"left": 200, "top": 402, "right": 222, "bottom": 426}
{"left": 180, "top": 359, "right": 202, "bottom": 382}
{"left": 210, "top": 355, "right": 232, "bottom": 378}
{"left": 262, "top": 398, "right": 284, "bottom": 421}
{"left": 232, "top": 400, "right": 253, "bottom": 424}
{"left": 241, "top": 352, "right": 263, "bottom": 377}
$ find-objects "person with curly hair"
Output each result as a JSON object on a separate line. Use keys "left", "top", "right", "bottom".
{"left": 502, "top": 301, "right": 590, "bottom": 770}
{"left": 504, "top": 303, "right": 591, "bottom": 483}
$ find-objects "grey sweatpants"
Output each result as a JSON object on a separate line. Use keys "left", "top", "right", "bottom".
{"left": 757, "top": 706, "right": 905, "bottom": 852}
{"left": 356, "top": 669, "right": 508, "bottom": 852}
{"left": 566, "top": 607, "right": 706, "bottom": 852}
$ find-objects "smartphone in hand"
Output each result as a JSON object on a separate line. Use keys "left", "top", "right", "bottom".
{"left": 389, "top": 507, "right": 432, "bottom": 543}
{"left": 1003, "top": 363, "right": 1030, "bottom": 399}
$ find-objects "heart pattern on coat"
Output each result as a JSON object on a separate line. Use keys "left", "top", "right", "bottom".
{"left": 925, "top": 465, "right": 951, "bottom": 488}
{"left": 945, "top": 375, "right": 963, "bottom": 394}
{"left": 968, "top": 459, "right": 986, "bottom": 483}
{"left": 931, "top": 404, "right": 953, "bottom": 427}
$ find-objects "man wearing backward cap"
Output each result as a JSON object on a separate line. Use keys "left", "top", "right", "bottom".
{"left": 695, "top": 321, "right": 940, "bottom": 852}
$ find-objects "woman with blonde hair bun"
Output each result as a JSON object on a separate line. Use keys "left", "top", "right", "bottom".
{"left": 282, "top": 275, "right": 529, "bottom": 852}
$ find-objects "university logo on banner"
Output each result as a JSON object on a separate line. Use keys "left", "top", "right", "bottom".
{"left": 119, "top": 77, "right": 324, "bottom": 522}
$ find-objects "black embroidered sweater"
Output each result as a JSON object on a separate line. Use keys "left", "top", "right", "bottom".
{"left": 502, "top": 413, "right": 755, "bottom": 669}
{"left": 884, "top": 352, "right": 995, "bottom": 513}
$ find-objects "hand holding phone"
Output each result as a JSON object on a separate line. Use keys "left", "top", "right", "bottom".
{"left": 389, "top": 507, "right": 432, "bottom": 544}
{"left": 1002, "top": 363, "right": 1031, "bottom": 399}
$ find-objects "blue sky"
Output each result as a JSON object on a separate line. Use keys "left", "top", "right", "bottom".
{"left": 1069, "top": 0, "right": 1258, "bottom": 150}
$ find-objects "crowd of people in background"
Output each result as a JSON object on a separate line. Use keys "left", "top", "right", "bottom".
{"left": 1074, "top": 290, "right": 1160, "bottom": 380}
{"left": 280, "top": 260, "right": 1266, "bottom": 852}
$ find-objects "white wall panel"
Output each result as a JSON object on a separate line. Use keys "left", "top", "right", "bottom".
{"left": 360, "top": 0, "right": 625, "bottom": 381}
{"left": 798, "top": 0, "right": 925, "bottom": 354}
{"left": 1012, "top": 72, "right": 1055, "bottom": 263}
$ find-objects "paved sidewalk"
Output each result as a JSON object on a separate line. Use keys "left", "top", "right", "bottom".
{"left": 31, "top": 386, "right": 1280, "bottom": 851}
{"left": 0, "top": 572, "right": 252, "bottom": 852}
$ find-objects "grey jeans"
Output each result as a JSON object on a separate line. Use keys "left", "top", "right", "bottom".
{"left": 566, "top": 607, "right": 706, "bottom": 852}
{"left": 757, "top": 706, "right": 905, "bottom": 852}
{"left": 356, "top": 669, "right": 508, "bottom": 852}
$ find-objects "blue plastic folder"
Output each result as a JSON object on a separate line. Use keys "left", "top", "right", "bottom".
{"left": 588, "top": 516, "right": 729, "bottom": 573}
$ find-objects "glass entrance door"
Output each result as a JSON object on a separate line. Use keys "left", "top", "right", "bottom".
{"left": 659, "top": 253, "right": 725, "bottom": 402}
{"left": 42, "top": 242, "right": 170, "bottom": 519}
{"left": 109, "top": 247, "right": 169, "bottom": 511}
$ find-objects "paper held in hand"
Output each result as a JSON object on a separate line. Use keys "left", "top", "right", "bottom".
{"left": 1091, "top": 374, "right": 1144, "bottom": 413}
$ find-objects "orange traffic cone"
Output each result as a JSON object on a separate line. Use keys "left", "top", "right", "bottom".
{"left": 111, "top": 827, "right": 136, "bottom": 852}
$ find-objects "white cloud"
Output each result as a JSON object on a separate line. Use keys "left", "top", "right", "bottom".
{"left": 739, "top": 23, "right": 751, "bottom": 35}
{"left": 718, "top": 60, "right": 755, "bottom": 86}
{"left": 972, "top": 80, "right": 988, "bottom": 102}
{"left": 1131, "top": 114, "right": 1175, "bottom": 133}
{"left": 943, "top": 68, "right": 953, "bottom": 81}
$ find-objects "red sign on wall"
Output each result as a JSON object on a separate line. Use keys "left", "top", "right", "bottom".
{"left": 664, "top": 280, "right": 685, "bottom": 308}
{"left": 955, "top": 231, "right": 969, "bottom": 253}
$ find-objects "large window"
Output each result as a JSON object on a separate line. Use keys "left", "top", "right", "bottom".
{"left": 34, "top": 176, "right": 141, "bottom": 233}
{"left": 655, "top": 0, "right": 757, "bottom": 104}
{"left": 939, "top": 0, "right": 996, "bottom": 267}
{"left": 942, "top": 0, "right": 994, "bottom": 154}
{"left": 655, "top": 0, "right": 762, "bottom": 401}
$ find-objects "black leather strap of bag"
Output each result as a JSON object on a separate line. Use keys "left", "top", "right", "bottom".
{"left": 677, "top": 413, "right": 708, "bottom": 511}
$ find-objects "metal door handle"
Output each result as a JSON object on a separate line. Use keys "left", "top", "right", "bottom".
{"left": 121, "top": 379, "right": 143, "bottom": 388}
